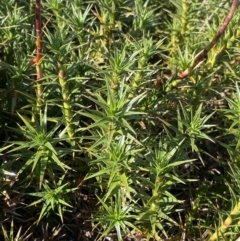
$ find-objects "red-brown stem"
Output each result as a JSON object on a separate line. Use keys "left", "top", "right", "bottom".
{"left": 178, "top": 0, "right": 239, "bottom": 79}
{"left": 35, "top": 0, "right": 43, "bottom": 101}
{"left": 36, "top": 0, "right": 41, "bottom": 65}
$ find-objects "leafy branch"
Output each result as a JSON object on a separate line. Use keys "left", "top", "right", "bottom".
{"left": 178, "top": 0, "right": 239, "bottom": 79}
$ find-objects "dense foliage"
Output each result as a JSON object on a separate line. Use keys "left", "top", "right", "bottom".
{"left": 1, "top": 0, "right": 240, "bottom": 240}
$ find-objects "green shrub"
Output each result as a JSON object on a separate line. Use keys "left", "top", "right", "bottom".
{"left": 1, "top": 0, "right": 240, "bottom": 240}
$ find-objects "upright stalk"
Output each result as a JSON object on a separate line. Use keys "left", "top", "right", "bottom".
{"left": 169, "top": 0, "right": 190, "bottom": 68}
{"left": 58, "top": 62, "right": 75, "bottom": 147}
{"left": 35, "top": 0, "right": 43, "bottom": 113}
{"left": 179, "top": 0, "right": 239, "bottom": 79}
{"left": 181, "top": 0, "right": 190, "bottom": 36}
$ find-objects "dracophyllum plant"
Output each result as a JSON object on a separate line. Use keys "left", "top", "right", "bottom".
{"left": 1, "top": 0, "right": 240, "bottom": 240}
{"left": 78, "top": 77, "right": 146, "bottom": 136}
{"left": 85, "top": 134, "right": 142, "bottom": 200}
{"left": 7, "top": 106, "right": 72, "bottom": 190}
{"left": 131, "top": 36, "right": 164, "bottom": 87}
{"left": 206, "top": 83, "right": 240, "bottom": 240}
{"left": 43, "top": 26, "right": 78, "bottom": 145}
{"left": 94, "top": 189, "right": 139, "bottom": 241}
{"left": 176, "top": 102, "right": 216, "bottom": 164}
{"left": 102, "top": 44, "right": 138, "bottom": 90}
{"left": 28, "top": 173, "right": 77, "bottom": 223}
{"left": 1, "top": 219, "right": 33, "bottom": 241}
{"left": 132, "top": 137, "right": 193, "bottom": 240}
{"left": 78, "top": 76, "right": 146, "bottom": 186}
{"left": 77, "top": 78, "right": 147, "bottom": 238}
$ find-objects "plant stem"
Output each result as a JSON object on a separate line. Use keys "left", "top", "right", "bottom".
{"left": 208, "top": 202, "right": 240, "bottom": 241}
{"left": 58, "top": 63, "right": 75, "bottom": 146}
{"left": 181, "top": 0, "right": 190, "bottom": 36}
{"left": 179, "top": 0, "right": 239, "bottom": 79}
{"left": 35, "top": 0, "right": 43, "bottom": 112}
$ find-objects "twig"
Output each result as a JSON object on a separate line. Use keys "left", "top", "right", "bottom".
{"left": 33, "top": 0, "right": 44, "bottom": 117}
{"left": 178, "top": 0, "right": 239, "bottom": 79}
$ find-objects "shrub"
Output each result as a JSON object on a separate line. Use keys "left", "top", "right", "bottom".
{"left": 1, "top": 0, "right": 240, "bottom": 240}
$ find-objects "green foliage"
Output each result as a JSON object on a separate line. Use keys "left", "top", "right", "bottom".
{"left": 1, "top": 219, "right": 32, "bottom": 241}
{"left": 28, "top": 174, "right": 77, "bottom": 223}
{"left": 1, "top": 0, "right": 240, "bottom": 240}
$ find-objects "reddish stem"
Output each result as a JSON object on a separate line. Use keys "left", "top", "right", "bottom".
{"left": 35, "top": 0, "right": 43, "bottom": 102}
{"left": 178, "top": 0, "right": 239, "bottom": 79}
{"left": 35, "top": 0, "right": 42, "bottom": 70}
